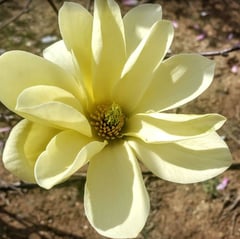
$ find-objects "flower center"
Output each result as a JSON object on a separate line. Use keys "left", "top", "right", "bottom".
{"left": 89, "top": 103, "right": 125, "bottom": 140}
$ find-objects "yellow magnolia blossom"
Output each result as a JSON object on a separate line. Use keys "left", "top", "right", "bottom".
{"left": 0, "top": 0, "right": 232, "bottom": 238}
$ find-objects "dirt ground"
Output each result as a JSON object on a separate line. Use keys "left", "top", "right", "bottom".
{"left": 0, "top": 0, "right": 240, "bottom": 238}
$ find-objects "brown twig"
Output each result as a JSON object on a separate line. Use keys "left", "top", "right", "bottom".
{"left": 87, "top": 0, "right": 94, "bottom": 11}
{"left": 165, "top": 44, "right": 240, "bottom": 59}
{"left": 0, "top": 174, "right": 86, "bottom": 191}
{"left": 231, "top": 212, "right": 240, "bottom": 236}
{"left": 0, "top": 0, "right": 7, "bottom": 4}
{"left": 0, "top": 0, "right": 32, "bottom": 30}
{"left": 200, "top": 44, "right": 240, "bottom": 57}
{"left": 228, "top": 163, "right": 240, "bottom": 170}
{"left": 46, "top": 0, "right": 58, "bottom": 15}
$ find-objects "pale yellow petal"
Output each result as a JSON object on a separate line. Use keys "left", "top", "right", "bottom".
{"left": 123, "top": 3, "right": 162, "bottom": 56}
{"left": 125, "top": 112, "right": 225, "bottom": 143}
{"left": 44, "top": 40, "right": 88, "bottom": 106}
{"left": 35, "top": 130, "right": 107, "bottom": 189}
{"left": 2, "top": 120, "right": 58, "bottom": 182}
{"left": 59, "top": 2, "right": 92, "bottom": 81}
{"left": 134, "top": 54, "right": 215, "bottom": 113}
{"left": 0, "top": 51, "right": 80, "bottom": 111}
{"left": 84, "top": 141, "right": 149, "bottom": 238}
{"left": 43, "top": 40, "right": 76, "bottom": 75}
{"left": 17, "top": 85, "right": 82, "bottom": 111}
{"left": 128, "top": 132, "right": 232, "bottom": 183}
{"left": 16, "top": 85, "right": 91, "bottom": 137}
{"left": 92, "top": 0, "right": 126, "bottom": 103}
{"left": 114, "top": 20, "right": 174, "bottom": 114}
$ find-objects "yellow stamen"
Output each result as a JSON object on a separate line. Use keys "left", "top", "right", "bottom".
{"left": 90, "top": 103, "right": 125, "bottom": 140}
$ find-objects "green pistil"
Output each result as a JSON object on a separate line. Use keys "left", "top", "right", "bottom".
{"left": 105, "top": 103, "right": 123, "bottom": 126}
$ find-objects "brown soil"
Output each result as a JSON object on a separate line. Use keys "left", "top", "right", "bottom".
{"left": 0, "top": 0, "right": 240, "bottom": 239}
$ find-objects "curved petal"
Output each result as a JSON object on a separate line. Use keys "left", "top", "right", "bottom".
{"left": 0, "top": 51, "right": 80, "bottom": 111}
{"left": 2, "top": 119, "right": 58, "bottom": 182}
{"left": 134, "top": 54, "right": 215, "bottom": 113}
{"left": 128, "top": 132, "right": 232, "bottom": 183}
{"left": 125, "top": 112, "right": 225, "bottom": 143}
{"left": 43, "top": 41, "right": 89, "bottom": 110}
{"left": 84, "top": 141, "right": 149, "bottom": 238}
{"left": 16, "top": 85, "right": 91, "bottom": 137}
{"left": 114, "top": 20, "right": 174, "bottom": 114}
{"left": 43, "top": 40, "right": 76, "bottom": 75}
{"left": 35, "top": 130, "right": 107, "bottom": 189}
{"left": 123, "top": 3, "right": 162, "bottom": 56}
{"left": 92, "top": 0, "right": 126, "bottom": 103}
{"left": 59, "top": 2, "right": 93, "bottom": 91}
{"left": 17, "top": 85, "right": 83, "bottom": 111}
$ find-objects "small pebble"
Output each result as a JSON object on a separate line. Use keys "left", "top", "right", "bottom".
{"left": 41, "top": 35, "right": 58, "bottom": 44}
{"left": 231, "top": 65, "right": 238, "bottom": 74}
{"left": 172, "top": 20, "right": 179, "bottom": 29}
{"left": 196, "top": 33, "right": 206, "bottom": 41}
{"left": 122, "top": 0, "right": 138, "bottom": 6}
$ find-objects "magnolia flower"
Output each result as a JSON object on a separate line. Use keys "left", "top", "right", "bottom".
{"left": 0, "top": 0, "right": 232, "bottom": 238}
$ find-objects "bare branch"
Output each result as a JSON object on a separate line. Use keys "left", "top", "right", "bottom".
{"left": 0, "top": 174, "right": 86, "bottom": 191}
{"left": 165, "top": 44, "right": 240, "bottom": 59}
{"left": 0, "top": 0, "right": 32, "bottom": 30}
{"left": 87, "top": 0, "right": 94, "bottom": 11}
{"left": 46, "top": 0, "right": 58, "bottom": 15}
{"left": 229, "top": 163, "right": 240, "bottom": 170}
{"left": 0, "top": 0, "right": 8, "bottom": 4}
{"left": 200, "top": 44, "right": 240, "bottom": 57}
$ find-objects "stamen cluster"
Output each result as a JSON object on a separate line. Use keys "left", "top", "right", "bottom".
{"left": 90, "top": 103, "right": 125, "bottom": 140}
